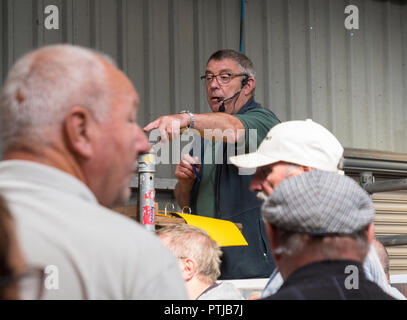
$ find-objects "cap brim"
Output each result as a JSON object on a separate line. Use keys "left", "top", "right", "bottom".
{"left": 229, "top": 152, "right": 279, "bottom": 169}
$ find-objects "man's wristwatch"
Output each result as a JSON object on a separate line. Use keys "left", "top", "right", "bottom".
{"left": 179, "top": 110, "right": 195, "bottom": 129}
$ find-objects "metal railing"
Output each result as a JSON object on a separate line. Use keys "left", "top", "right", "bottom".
{"left": 359, "top": 172, "right": 407, "bottom": 194}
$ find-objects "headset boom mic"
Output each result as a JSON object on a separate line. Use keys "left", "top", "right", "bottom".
{"left": 216, "top": 97, "right": 225, "bottom": 112}
{"left": 216, "top": 88, "right": 242, "bottom": 112}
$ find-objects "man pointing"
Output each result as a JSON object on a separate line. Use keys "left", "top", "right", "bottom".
{"left": 144, "top": 49, "right": 280, "bottom": 279}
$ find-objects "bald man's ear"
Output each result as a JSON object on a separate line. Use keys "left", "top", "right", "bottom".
{"left": 63, "top": 106, "right": 95, "bottom": 159}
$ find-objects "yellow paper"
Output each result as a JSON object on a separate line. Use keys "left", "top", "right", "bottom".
{"left": 169, "top": 212, "right": 248, "bottom": 247}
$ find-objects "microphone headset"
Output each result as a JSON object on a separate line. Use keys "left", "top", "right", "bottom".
{"left": 218, "top": 75, "right": 249, "bottom": 112}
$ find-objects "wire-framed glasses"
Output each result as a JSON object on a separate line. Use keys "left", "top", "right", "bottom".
{"left": 200, "top": 73, "right": 247, "bottom": 85}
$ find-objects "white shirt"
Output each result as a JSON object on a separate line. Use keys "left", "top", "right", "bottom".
{"left": 0, "top": 160, "right": 187, "bottom": 300}
{"left": 198, "top": 282, "right": 244, "bottom": 300}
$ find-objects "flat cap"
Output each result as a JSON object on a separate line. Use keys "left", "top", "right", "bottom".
{"left": 261, "top": 170, "right": 375, "bottom": 235}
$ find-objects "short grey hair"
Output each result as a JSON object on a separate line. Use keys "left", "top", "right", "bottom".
{"left": 0, "top": 44, "right": 113, "bottom": 151}
{"left": 207, "top": 49, "right": 256, "bottom": 79}
{"left": 157, "top": 224, "right": 222, "bottom": 283}
{"left": 271, "top": 225, "right": 370, "bottom": 260}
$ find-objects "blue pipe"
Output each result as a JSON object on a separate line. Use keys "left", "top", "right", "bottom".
{"left": 239, "top": 0, "right": 245, "bottom": 53}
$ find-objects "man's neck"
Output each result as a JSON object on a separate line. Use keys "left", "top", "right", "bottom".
{"left": 3, "top": 142, "right": 86, "bottom": 185}
{"left": 232, "top": 95, "right": 253, "bottom": 114}
{"left": 186, "top": 277, "right": 214, "bottom": 300}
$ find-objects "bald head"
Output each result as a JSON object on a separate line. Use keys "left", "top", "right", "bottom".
{"left": 0, "top": 44, "right": 113, "bottom": 151}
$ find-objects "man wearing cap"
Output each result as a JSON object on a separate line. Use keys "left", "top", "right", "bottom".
{"left": 260, "top": 170, "right": 394, "bottom": 299}
{"left": 230, "top": 119, "right": 344, "bottom": 200}
{"left": 230, "top": 119, "right": 403, "bottom": 299}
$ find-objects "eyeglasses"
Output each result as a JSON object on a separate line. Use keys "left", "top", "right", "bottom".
{"left": 200, "top": 73, "right": 248, "bottom": 85}
{"left": 0, "top": 267, "right": 45, "bottom": 300}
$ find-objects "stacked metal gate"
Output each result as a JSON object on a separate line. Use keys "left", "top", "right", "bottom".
{"left": 344, "top": 149, "right": 407, "bottom": 275}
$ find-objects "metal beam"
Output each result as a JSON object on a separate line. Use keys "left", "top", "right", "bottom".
{"left": 376, "top": 235, "right": 407, "bottom": 247}
{"left": 359, "top": 172, "right": 407, "bottom": 194}
{"left": 344, "top": 158, "right": 407, "bottom": 176}
{"left": 363, "top": 178, "right": 407, "bottom": 194}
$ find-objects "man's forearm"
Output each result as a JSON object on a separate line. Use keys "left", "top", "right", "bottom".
{"left": 174, "top": 181, "right": 193, "bottom": 209}
{"left": 143, "top": 112, "right": 245, "bottom": 143}
{"left": 193, "top": 113, "right": 245, "bottom": 143}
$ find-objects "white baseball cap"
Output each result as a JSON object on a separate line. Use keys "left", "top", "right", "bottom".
{"left": 229, "top": 119, "right": 344, "bottom": 172}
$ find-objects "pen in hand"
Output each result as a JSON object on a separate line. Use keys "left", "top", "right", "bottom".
{"left": 192, "top": 164, "right": 200, "bottom": 182}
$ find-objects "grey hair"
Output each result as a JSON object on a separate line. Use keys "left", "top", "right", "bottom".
{"left": 157, "top": 224, "right": 222, "bottom": 283}
{"left": 0, "top": 44, "right": 114, "bottom": 150}
{"left": 207, "top": 49, "right": 256, "bottom": 79}
{"left": 273, "top": 227, "right": 306, "bottom": 256}
{"left": 272, "top": 226, "right": 370, "bottom": 260}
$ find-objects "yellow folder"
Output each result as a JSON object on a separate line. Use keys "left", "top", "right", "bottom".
{"left": 160, "top": 212, "right": 248, "bottom": 247}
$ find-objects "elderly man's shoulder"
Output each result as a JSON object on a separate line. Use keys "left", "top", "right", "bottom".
{"left": 90, "top": 204, "right": 167, "bottom": 249}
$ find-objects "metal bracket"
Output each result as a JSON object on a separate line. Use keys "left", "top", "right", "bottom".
{"left": 359, "top": 171, "right": 407, "bottom": 194}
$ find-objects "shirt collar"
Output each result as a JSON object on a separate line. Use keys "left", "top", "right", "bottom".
{"left": 236, "top": 96, "right": 258, "bottom": 115}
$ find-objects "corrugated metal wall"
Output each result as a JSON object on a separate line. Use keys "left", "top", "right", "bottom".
{"left": 374, "top": 190, "right": 407, "bottom": 275}
{"left": 344, "top": 150, "right": 407, "bottom": 275}
{"left": 2, "top": 0, "right": 407, "bottom": 171}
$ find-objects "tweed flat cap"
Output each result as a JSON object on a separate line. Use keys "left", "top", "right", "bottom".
{"left": 261, "top": 170, "right": 375, "bottom": 235}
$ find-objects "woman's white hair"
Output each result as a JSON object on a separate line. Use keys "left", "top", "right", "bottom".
{"left": 0, "top": 44, "right": 114, "bottom": 150}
